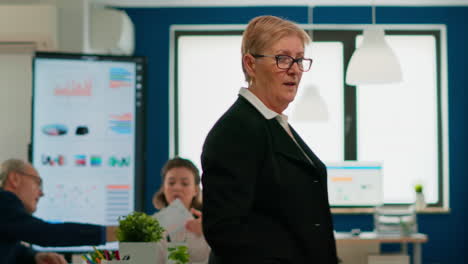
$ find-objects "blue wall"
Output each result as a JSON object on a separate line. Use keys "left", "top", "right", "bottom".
{"left": 124, "top": 6, "right": 468, "bottom": 263}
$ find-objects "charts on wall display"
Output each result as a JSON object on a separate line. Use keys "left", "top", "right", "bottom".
{"left": 32, "top": 52, "right": 146, "bottom": 226}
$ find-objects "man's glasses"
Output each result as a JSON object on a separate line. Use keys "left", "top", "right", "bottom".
{"left": 18, "top": 171, "right": 43, "bottom": 190}
{"left": 252, "top": 54, "right": 313, "bottom": 72}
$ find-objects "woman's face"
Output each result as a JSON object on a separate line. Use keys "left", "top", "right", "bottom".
{"left": 163, "top": 167, "right": 198, "bottom": 209}
{"left": 250, "top": 34, "right": 305, "bottom": 113}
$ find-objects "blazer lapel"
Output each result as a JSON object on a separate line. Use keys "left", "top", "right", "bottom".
{"left": 290, "top": 126, "right": 326, "bottom": 171}
{"left": 267, "top": 119, "right": 314, "bottom": 169}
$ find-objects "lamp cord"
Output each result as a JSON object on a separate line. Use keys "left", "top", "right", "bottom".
{"left": 308, "top": 5, "right": 313, "bottom": 37}
{"left": 372, "top": 0, "right": 376, "bottom": 24}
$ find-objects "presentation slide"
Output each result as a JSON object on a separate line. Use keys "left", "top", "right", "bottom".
{"left": 326, "top": 161, "right": 383, "bottom": 206}
{"left": 31, "top": 53, "right": 145, "bottom": 226}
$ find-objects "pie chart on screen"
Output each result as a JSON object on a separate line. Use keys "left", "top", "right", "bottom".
{"left": 42, "top": 124, "right": 68, "bottom": 136}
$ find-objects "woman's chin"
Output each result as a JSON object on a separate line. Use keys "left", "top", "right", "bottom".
{"left": 282, "top": 95, "right": 297, "bottom": 106}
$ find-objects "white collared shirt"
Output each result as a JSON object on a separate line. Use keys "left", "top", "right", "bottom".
{"left": 238, "top": 88, "right": 314, "bottom": 166}
{"left": 238, "top": 88, "right": 293, "bottom": 136}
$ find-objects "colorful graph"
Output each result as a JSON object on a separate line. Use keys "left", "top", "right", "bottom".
{"left": 109, "top": 67, "right": 132, "bottom": 88}
{"left": 54, "top": 79, "right": 92, "bottom": 96}
{"left": 41, "top": 154, "right": 66, "bottom": 166}
{"left": 108, "top": 156, "right": 131, "bottom": 167}
{"left": 42, "top": 124, "right": 68, "bottom": 136}
{"left": 74, "top": 155, "right": 86, "bottom": 166}
{"left": 90, "top": 156, "right": 102, "bottom": 167}
{"left": 108, "top": 113, "right": 132, "bottom": 134}
{"left": 106, "top": 185, "right": 131, "bottom": 224}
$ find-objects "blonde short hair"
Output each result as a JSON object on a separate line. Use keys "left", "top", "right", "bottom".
{"left": 241, "top": 15, "right": 311, "bottom": 84}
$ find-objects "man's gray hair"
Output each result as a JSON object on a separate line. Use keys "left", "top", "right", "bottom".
{"left": 0, "top": 159, "right": 29, "bottom": 188}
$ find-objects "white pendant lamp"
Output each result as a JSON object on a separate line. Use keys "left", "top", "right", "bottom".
{"left": 345, "top": 5, "right": 402, "bottom": 85}
{"left": 292, "top": 84, "right": 328, "bottom": 122}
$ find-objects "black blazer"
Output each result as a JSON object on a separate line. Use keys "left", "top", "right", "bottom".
{"left": 201, "top": 96, "right": 338, "bottom": 264}
{"left": 0, "top": 189, "right": 105, "bottom": 264}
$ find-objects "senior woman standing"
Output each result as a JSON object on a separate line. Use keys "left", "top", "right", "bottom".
{"left": 201, "top": 15, "right": 338, "bottom": 264}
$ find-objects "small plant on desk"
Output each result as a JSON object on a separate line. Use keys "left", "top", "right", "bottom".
{"left": 116, "top": 212, "right": 166, "bottom": 263}
{"left": 414, "top": 184, "right": 426, "bottom": 211}
{"left": 414, "top": 184, "right": 423, "bottom": 194}
{"left": 168, "top": 245, "right": 190, "bottom": 264}
{"left": 116, "top": 211, "right": 164, "bottom": 242}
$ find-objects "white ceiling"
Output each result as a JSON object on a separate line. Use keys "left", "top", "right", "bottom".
{"left": 92, "top": 0, "right": 468, "bottom": 8}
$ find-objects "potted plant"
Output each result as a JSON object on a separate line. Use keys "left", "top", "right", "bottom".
{"left": 116, "top": 211, "right": 165, "bottom": 264}
{"left": 414, "top": 184, "right": 426, "bottom": 211}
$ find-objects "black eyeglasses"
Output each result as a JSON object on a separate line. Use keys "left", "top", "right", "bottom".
{"left": 18, "top": 171, "right": 43, "bottom": 190}
{"left": 252, "top": 54, "right": 313, "bottom": 72}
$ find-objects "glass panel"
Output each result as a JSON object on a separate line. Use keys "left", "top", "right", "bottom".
{"left": 288, "top": 42, "right": 344, "bottom": 162}
{"left": 178, "top": 35, "right": 245, "bottom": 171}
{"left": 357, "top": 35, "right": 438, "bottom": 204}
{"left": 178, "top": 37, "right": 344, "bottom": 171}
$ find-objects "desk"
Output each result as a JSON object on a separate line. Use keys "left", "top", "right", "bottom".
{"left": 335, "top": 232, "right": 428, "bottom": 264}
{"left": 33, "top": 241, "right": 118, "bottom": 253}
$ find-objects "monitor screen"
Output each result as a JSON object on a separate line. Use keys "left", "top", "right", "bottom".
{"left": 326, "top": 161, "right": 383, "bottom": 206}
{"left": 31, "top": 52, "right": 146, "bottom": 226}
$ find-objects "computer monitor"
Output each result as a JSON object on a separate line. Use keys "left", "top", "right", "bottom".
{"left": 31, "top": 52, "right": 146, "bottom": 227}
{"left": 326, "top": 161, "right": 383, "bottom": 207}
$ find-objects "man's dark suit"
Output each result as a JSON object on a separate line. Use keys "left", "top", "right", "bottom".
{"left": 201, "top": 96, "right": 338, "bottom": 264}
{"left": 0, "top": 189, "right": 105, "bottom": 264}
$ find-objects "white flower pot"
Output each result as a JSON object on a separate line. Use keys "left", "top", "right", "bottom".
{"left": 119, "top": 242, "right": 165, "bottom": 264}
{"left": 414, "top": 192, "right": 427, "bottom": 211}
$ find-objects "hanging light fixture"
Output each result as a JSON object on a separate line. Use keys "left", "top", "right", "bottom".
{"left": 292, "top": 84, "right": 329, "bottom": 122}
{"left": 291, "top": 6, "right": 329, "bottom": 122}
{"left": 345, "top": 3, "right": 402, "bottom": 85}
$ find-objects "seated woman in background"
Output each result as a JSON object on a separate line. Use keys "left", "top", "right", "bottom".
{"left": 152, "top": 157, "right": 210, "bottom": 264}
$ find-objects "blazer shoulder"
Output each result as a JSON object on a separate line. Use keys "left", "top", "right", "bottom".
{"left": 203, "top": 96, "right": 267, "bottom": 149}
{"left": 215, "top": 96, "right": 265, "bottom": 128}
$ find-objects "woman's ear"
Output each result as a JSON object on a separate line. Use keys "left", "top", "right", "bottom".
{"left": 243, "top": 54, "right": 256, "bottom": 79}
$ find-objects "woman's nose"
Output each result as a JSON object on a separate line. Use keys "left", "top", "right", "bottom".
{"left": 172, "top": 183, "right": 182, "bottom": 189}
{"left": 287, "top": 61, "right": 301, "bottom": 74}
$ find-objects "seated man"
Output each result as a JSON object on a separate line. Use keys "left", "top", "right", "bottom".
{"left": 0, "top": 159, "right": 117, "bottom": 264}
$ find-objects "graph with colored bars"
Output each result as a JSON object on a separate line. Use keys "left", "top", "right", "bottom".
{"left": 54, "top": 79, "right": 93, "bottom": 96}
{"left": 106, "top": 185, "right": 131, "bottom": 225}
{"left": 109, "top": 67, "right": 132, "bottom": 88}
{"left": 108, "top": 113, "right": 132, "bottom": 134}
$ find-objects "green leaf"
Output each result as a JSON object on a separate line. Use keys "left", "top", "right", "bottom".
{"left": 168, "top": 245, "right": 190, "bottom": 264}
{"left": 414, "top": 184, "right": 423, "bottom": 193}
